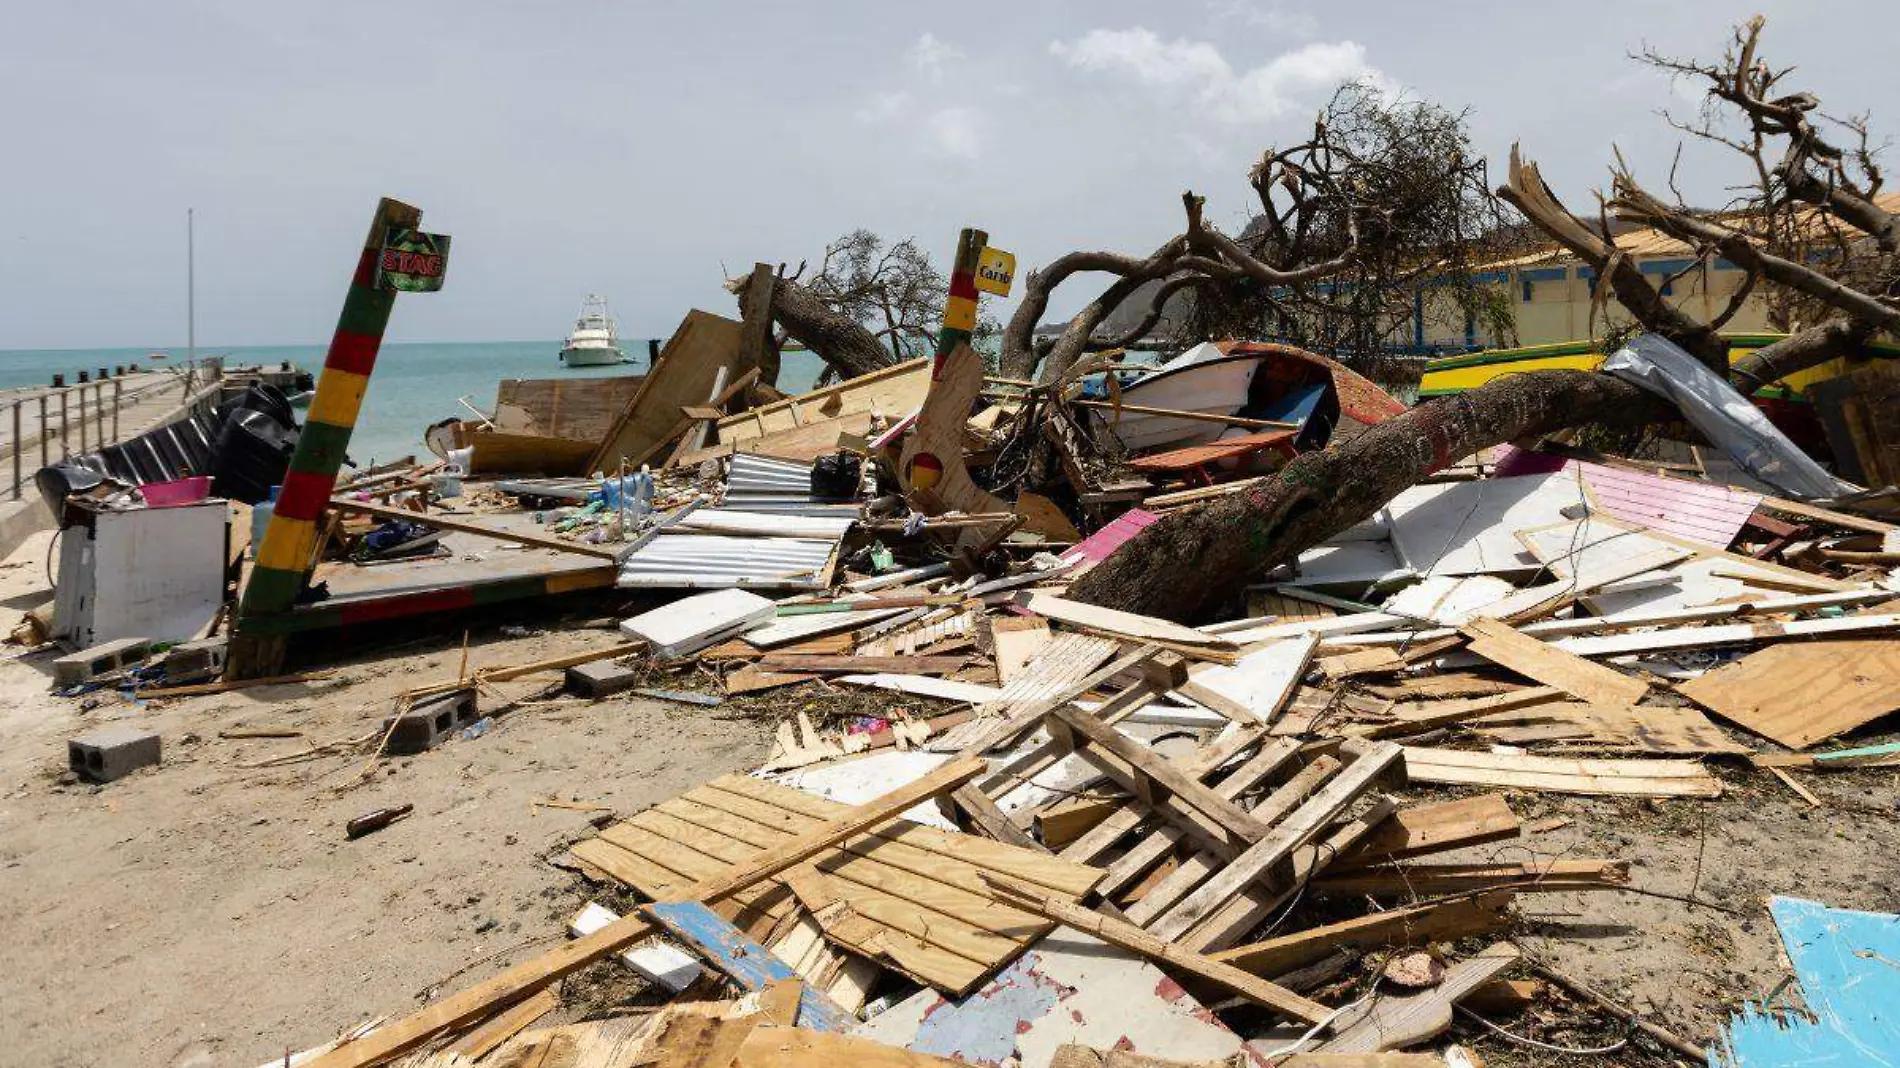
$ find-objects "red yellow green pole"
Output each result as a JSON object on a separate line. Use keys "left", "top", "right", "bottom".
{"left": 936, "top": 227, "right": 986, "bottom": 373}
{"left": 229, "top": 197, "right": 421, "bottom": 676}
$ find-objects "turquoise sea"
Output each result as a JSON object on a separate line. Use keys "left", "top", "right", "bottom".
{"left": 0, "top": 342, "right": 827, "bottom": 466}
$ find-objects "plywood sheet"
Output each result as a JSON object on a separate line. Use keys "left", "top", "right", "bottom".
{"left": 497, "top": 375, "right": 646, "bottom": 442}
{"left": 1677, "top": 639, "right": 1900, "bottom": 749}
{"left": 1385, "top": 473, "right": 1582, "bottom": 577}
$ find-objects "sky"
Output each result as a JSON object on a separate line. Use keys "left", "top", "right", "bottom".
{"left": 1, "top": 0, "right": 1892, "bottom": 350}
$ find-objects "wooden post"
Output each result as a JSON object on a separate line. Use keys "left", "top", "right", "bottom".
{"left": 111, "top": 379, "right": 120, "bottom": 440}
{"left": 936, "top": 228, "right": 986, "bottom": 369}
{"left": 737, "top": 262, "right": 778, "bottom": 386}
{"left": 228, "top": 197, "right": 424, "bottom": 679}
{"left": 11, "top": 401, "right": 20, "bottom": 500}
{"left": 59, "top": 390, "right": 69, "bottom": 457}
{"left": 38, "top": 395, "right": 47, "bottom": 470}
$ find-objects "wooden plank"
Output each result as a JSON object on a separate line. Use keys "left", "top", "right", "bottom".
{"left": 1210, "top": 891, "right": 1516, "bottom": 978}
{"left": 327, "top": 497, "right": 622, "bottom": 560}
{"left": 1316, "top": 944, "right": 1520, "bottom": 1054}
{"left": 1756, "top": 492, "right": 1899, "bottom": 536}
{"left": 1402, "top": 746, "right": 1721, "bottom": 798}
{"left": 444, "top": 987, "right": 557, "bottom": 1060}
{"left": 304, "top": 758, "right": 985, "bottom": 1068}
{"left": 1677, "top": 639, "right": 1900, "bottom": 749}
{"left": 1332, "top": 795, "right": 1521, "bottom": 869}
{"left": 1458, "top": 617, "right": 1647, "bottom": 705}
{"left": 643, "top": 900, "right": 855, "bottom": 1032}
{"left": 1318, "top": 858, "right": 1630, "bottom": 896}
{"left": 1366, "top": 687, "right": 1566, "bottom": 738}
{"left": 1145, "top": 743, "right": 1404, "bottom": 943}
{"left": 1018, "top": 592, "right": 1237, "bottom": 649}
{"left": 980, "top": 878, "right": 1332, "bottom": 1025}
{"left": 969, "top": 632, "right": 1124, "bottom": 720}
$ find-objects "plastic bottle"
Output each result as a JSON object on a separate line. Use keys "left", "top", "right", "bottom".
{"left": 249, "top": 485, "right": 281, "bottom": 557}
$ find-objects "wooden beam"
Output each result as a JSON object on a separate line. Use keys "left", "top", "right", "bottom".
{"left": 981, "top": 876, "right": 1332, "bottom": 1025}
{"left": 327, "top": 496, "right": 623, "bottom": 560}
{"left": 1317, "top": 944, "right": 1520, "bottom": 1053}
{"left": 1210, "top": 891, "right": 1516, "bottom": 978}
{"left": 305, "top": 757, "right": 986, "bottom": 1067}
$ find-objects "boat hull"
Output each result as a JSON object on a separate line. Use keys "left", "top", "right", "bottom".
{"left": 560, "top": 345, "right": 625, "bottom": 367}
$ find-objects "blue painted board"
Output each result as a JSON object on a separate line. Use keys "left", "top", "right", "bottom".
{"left": 644, "top": 899, "right": 854, "bottom": 1032}
{"left": 1709, "top": 896, "right": 1900, "bottom": 1066}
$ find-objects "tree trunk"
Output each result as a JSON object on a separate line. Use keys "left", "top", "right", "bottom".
{"left": 737, "top": 277, "right": 895, "bottom": 381}
{"left": 1066, "top": 370, "right": 1665, "bottom": 622}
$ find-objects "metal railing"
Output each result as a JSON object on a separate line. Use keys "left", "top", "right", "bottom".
{"left": 4, "top": 357, "right": 225, "bottom": 501}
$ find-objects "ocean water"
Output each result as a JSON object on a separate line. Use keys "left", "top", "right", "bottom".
{"left": 0, "top": 341, "right": 828, "bottom": 466}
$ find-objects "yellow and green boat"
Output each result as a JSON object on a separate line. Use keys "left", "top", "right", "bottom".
{"left": 1418, "top": 333, "right": 1893, "bottom": 403}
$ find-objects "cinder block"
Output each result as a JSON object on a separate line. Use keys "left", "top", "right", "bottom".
{"left": 158, "top": 637, "right": 227, "bottom": 685}
{"left": 381, "top": 688, "right": 481, "bottom": 756}
{"left": 52, "top": 637, "right": 152, "bottom": 687}
{"left": 566, "top": 660, "right": 641, "bottom": 697}
{"left": 68, "top": 725, "right": 161, "bottom": 782}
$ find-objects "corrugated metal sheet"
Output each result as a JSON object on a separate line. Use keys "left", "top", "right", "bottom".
{"left": 721, "top": 453, "right": 863, "bottom": 517}
{"left": 617, "top": 533, "right": 837, "bottom": 590}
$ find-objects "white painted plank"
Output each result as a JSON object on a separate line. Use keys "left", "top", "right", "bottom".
{"left": 1386, "top": 473, "right": 1584, "bottom": 577}
{"left": 618, "top": 588, "right": 776, "bottom": 658}
{"left": 837, "top": 673, "right": 1004, "bottom": 704}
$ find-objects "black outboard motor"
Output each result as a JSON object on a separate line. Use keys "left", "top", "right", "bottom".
{"left": 210, "top": 384, "right": 300, "bottom": 504}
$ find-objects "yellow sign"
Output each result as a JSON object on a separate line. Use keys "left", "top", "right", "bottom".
{"left": 976, "top": 246, "right": 1015, "bottom": 296}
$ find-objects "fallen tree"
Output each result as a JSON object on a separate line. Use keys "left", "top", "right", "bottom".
{"left": 730, "top": 229, "right": 999, "bottom": 384}
{"left": 998, "top": 82, "right": 1513, "bottom": 383}
{"left": 1071, "top": 18, "right": 1896, "bottom": 620}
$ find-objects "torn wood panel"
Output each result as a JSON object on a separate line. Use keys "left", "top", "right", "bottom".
{"left": 991, "top": 617, "right": 1053, "bottom": 684}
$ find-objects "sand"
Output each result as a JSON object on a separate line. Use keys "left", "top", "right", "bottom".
{"left": 1, "top": 524, "right": 1897, "bottom": 1066}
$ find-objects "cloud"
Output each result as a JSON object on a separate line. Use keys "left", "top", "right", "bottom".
{"left": 1048, "top": 27, "right": 1379, "bottom": 123}
{"left": 1207, "top": 1, "right": 1319, "bottom": 39}
{"left": 855, "top": 33, "right": 984, "bottom": 159}
{"left": 908, "top": 32, "right": 963, "bottom": 84}
{"left": 922, "top": 107, "right": 983, "bottom": 159}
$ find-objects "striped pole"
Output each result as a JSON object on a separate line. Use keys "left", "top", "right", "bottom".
{"left": 936, "top": 227, "right": 986, "bottom": 374}
{"left": 229, "top": 197, "right": 421, "bottom": 677}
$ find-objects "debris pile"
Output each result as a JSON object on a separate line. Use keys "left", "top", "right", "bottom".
{"left": 90, "top": 302, "right": 1879, "bottom": 1067}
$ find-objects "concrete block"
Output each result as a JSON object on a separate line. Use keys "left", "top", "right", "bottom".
{"left": 52, "top": 637, "right": 153, "bottom": 687}
{"left": 381, "top": 688, "right": 481, "bottom": 756}
{"left": 566, "top": 660, "right": 641, "bottom": 697}
{"left": 159, "top": 637, "right": 228, "bottom": 685}
{"left": 68, "top": 725, "right": 162, "bottom": 782}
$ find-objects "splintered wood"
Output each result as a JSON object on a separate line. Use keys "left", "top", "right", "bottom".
{"left": 568, "top": 774, "right": 1102, "bottom": 994}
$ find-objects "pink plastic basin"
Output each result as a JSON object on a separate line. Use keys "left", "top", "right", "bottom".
{"left": 142, "top": 476, "right": 212, "bottom": 507}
